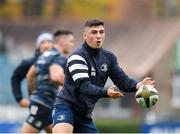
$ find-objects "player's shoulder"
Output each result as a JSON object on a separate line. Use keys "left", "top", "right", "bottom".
{"left": 68, "top": 45, "right": 85, "bottom": 58}
{"left": 53, "top": 55, "right": 67, "bottom": 68}
{"left": 36, "top": 49, "right": 57, "bottom": 65}
{"left": 101, "top": 48, "right": 116, "bottom": 58}
{"left": 21, "top": 57, "right": 35, "bottom": 66}
{"left": 43, "top": 48, "right": 59, "bottom": 57}
{"left": 55, "top": 54, "right": 66, "bottom": 62}
{"left": 73, "top": 44, "right": 85, "bottom": 54}
{"left": 67, "top": 50, "right": 87, "bottom": 65}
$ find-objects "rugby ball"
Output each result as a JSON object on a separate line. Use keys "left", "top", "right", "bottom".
{"left": 135, "top": 85, "right": 159, "bottom": 108}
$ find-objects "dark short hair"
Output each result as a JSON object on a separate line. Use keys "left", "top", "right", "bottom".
{"left": 85, "top": 19, "right": 104, "bottom": 27}
{"left": 53, "top": 29, "right": 73, "bottom": 38}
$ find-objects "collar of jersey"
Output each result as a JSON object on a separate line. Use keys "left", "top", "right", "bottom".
{"left": 83, "top": 42, "right": 101, "bottom": 56}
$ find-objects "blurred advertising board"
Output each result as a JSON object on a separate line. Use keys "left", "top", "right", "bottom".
{"left": 0, "top": 122, "right": 21, "bottom": 133}
{"left": 142, "top": 122, "right": 180, "bottom": 133}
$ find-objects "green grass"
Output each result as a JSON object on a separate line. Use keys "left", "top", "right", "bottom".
{"left": 95, "top": 118, "right": 141, "bottom": 133}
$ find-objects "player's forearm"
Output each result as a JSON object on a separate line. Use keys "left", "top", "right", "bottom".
{"left": 50, "top": 64, "right": 64, "bottom": 85}
{"left": 78, "top": 80, "right": 108, "bottom": 97}
{"left": 27, "top": 72, "right": 36, "bottom": 94}
{"left": 11, "top": 80, "right": 23, "bottom": 102}
{"left": 117, "top": 80, "right": 137, "bottom": 92}
{"left": 50, "top": 72, "right": 64, "bottom": 85}
{"left": 28, "top": 80, "right": 35, "bottom": 94}
{"left": 56, "top": 77, "right": 64, "bottom": 85}
{"left": 111, "top": 75, "right": 138, "bottom": 92}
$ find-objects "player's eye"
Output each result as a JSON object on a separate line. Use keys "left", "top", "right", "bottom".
{"left": 100, "top": 30, "right": 105, "bottom": 34}
{"left": 91, "top": 30, "right": 98, "bottom": 34}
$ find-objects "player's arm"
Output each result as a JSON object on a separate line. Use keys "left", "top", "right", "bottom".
{"left": 108, "top": 53, "right": 138, "bottom": 92}
{"left": 26, "top": 65, "right": 36, "bottom": 94}
{"left": 67, "top": 54, "right": 122, "bottom": 98}
{"left": 11, "top": 62, "right": 25, "bottom": 103}
{"left": 49, "top": 64, "right": 64, "bottom": 85}
{"left": 11, "top": 60, "right": 32, "bottom": 107}
{"left": 11, "top": 59, "right": 32, "bottom": 107}
{"left": 109, "top": 53, "right": 155, "bottom": 92}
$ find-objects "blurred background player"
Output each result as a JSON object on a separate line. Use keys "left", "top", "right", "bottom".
{"left": 53, "top": 29, "right": 74, "bottom": 58}
{"left": 52, "top": 19, "right": 155, "bottom": 133}
{"left": 11, "top": 32, "right": 54, "bottom": 108}
{"left": 20, "top": 29, "right": 75, "bottom": 133}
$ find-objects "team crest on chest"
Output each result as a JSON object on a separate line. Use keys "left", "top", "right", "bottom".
{"left": 101, "top": 64, "right": 108, "bottom": 72}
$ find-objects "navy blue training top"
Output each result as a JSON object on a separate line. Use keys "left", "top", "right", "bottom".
{"left": 55, "top": 42, "right": 138, "bottom": 117}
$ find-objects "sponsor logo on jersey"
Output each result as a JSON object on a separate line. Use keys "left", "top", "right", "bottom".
{"left": 91, "top": 67, "right": 96, "bottom": 76}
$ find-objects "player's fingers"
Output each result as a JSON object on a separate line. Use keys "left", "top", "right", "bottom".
{"left": 118, "top": 92, "right": 124, "bottom": 97}
{"left": 144, "top": 77, "right": 154, "bottom": 82}
{"left": 145, "top": 77, "right": 152, "bottom": 80}
{"left": 113, "top": 92, "right": 124, "bottom": 98}
{"left": 143, "top": 77, "right": 155, "bottom": 85}
{"left": 147, "top": 80, "right": 155, "bottom": 85}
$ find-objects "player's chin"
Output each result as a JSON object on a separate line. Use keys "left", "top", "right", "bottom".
{"left": 95, "top": 43, "right": 102, "bottom": 48}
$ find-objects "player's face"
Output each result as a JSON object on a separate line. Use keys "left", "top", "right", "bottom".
{"left": 84, "top": 25, "right": 105, "bottom": 49}
{"left": 39, "top": 40, "right": 53, "bottom": 53}
{"left": 63, "top": 34, "right": 75, "bottom": 54}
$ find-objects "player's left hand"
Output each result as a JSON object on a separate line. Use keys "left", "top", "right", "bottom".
{"left": 136, "top": 77, "right": 155, "bottom": 89}
{"left": 142, "top": 77, "right": 155, "bottom": 85}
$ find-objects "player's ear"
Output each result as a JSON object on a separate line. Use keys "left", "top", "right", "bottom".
{"left": 84, "top": 32, "right": 87, "bottom": 40}
{"left": 59, "top": 38, "right": 64, "bottom": 46}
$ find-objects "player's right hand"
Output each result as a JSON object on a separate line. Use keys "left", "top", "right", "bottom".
{"left": 107, "top": 85, "right": 124, "bottom": 98}
{"left": 19, "top": 98, "right": 30, "bottom": 108}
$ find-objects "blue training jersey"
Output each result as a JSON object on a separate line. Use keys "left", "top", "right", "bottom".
{"left": 31, "top": 48, "right": 66, "bottom": 108}
{"left": 55, "top": 42, "right": 138, "bottom": 117}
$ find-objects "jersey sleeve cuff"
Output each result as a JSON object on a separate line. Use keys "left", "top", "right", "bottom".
{"left": 131, "top": 80, "right": 139, "bottom": 92}
{"left": 16, "top": 97, "right": 22, "bottom": 103}
{"left": 100, "top": 89, "right": 108, "bottom": 97}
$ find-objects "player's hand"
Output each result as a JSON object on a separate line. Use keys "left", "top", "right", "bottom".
{"left": 142, "top": 77, "right": 155, "bottom": 85}
{"left": 19, "top": 98, "right": 30, "bottom": 108}
{"left": 136, "top": 77, "right": 155, "bottom": 89}
{"left": 107, "top": 85, "right": 124, "bottom": 98}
